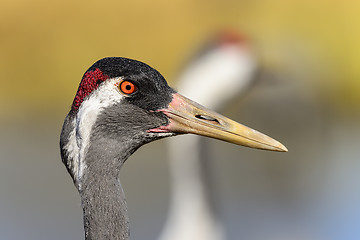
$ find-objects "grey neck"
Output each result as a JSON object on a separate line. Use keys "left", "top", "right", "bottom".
{"left": 62, "top": 102, "right": 170, "bottom": 240}
{"left": 79, "top": 138, "right": 134, "bottom": 240}
{"left": 81, "top": 174, "right": 129, "bottom": 240}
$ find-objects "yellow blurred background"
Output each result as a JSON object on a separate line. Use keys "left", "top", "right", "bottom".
{"left": 0, "top": 1, "right": 359, "bottom": 240}
{"left": 1, "top": 0, "right": 359, "bottom": 119}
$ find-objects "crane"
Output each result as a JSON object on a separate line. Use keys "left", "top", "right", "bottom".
{"left": 60, "top": 57, "right": 287, "bottom": 240}
{"left": 159, "top": 30, "right": 258, "bottom": 240}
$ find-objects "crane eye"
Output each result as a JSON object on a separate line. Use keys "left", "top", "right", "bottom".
{"left": 119, "top": 80, "right": 137, "bottom": 95}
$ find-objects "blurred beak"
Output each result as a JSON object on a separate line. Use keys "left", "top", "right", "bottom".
{"left": 153, "top": 93, "right": 287, "bottom": 152}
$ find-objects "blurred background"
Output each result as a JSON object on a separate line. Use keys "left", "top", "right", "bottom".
{"left": 0, "top": 0, "right": 359, "bottom": 240}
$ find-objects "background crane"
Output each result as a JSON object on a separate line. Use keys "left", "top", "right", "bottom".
{"left": 159, "top": 30, "right": 259, "bottom": 240}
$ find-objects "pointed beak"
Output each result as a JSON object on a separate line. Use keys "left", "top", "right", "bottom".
{"left": 151, "top": 93, "right": 287, "bottom": 152}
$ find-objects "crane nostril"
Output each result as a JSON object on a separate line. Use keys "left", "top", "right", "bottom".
{"left": 195, "top": 115, "right": 220, "bottom": 124}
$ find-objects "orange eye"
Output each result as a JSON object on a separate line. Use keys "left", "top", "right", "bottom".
{"left": 119, "top": 81, "right": 137, "bottom": 95}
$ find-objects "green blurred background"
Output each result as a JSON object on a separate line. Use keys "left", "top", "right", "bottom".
{"left": 0, "top": 1, "right": 359, "bottom": 240}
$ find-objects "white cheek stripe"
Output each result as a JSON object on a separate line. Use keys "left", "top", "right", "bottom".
{"left": 64, "top": 77, "right": 124, "bottom": 188}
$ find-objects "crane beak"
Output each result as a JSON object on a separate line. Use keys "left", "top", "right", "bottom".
{"left": 152, "top": 93, "right": 287, "bottom": 152}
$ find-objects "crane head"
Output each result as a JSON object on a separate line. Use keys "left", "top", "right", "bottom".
{"left": 60, "top": 57, "right": 287, "bottom": 187}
